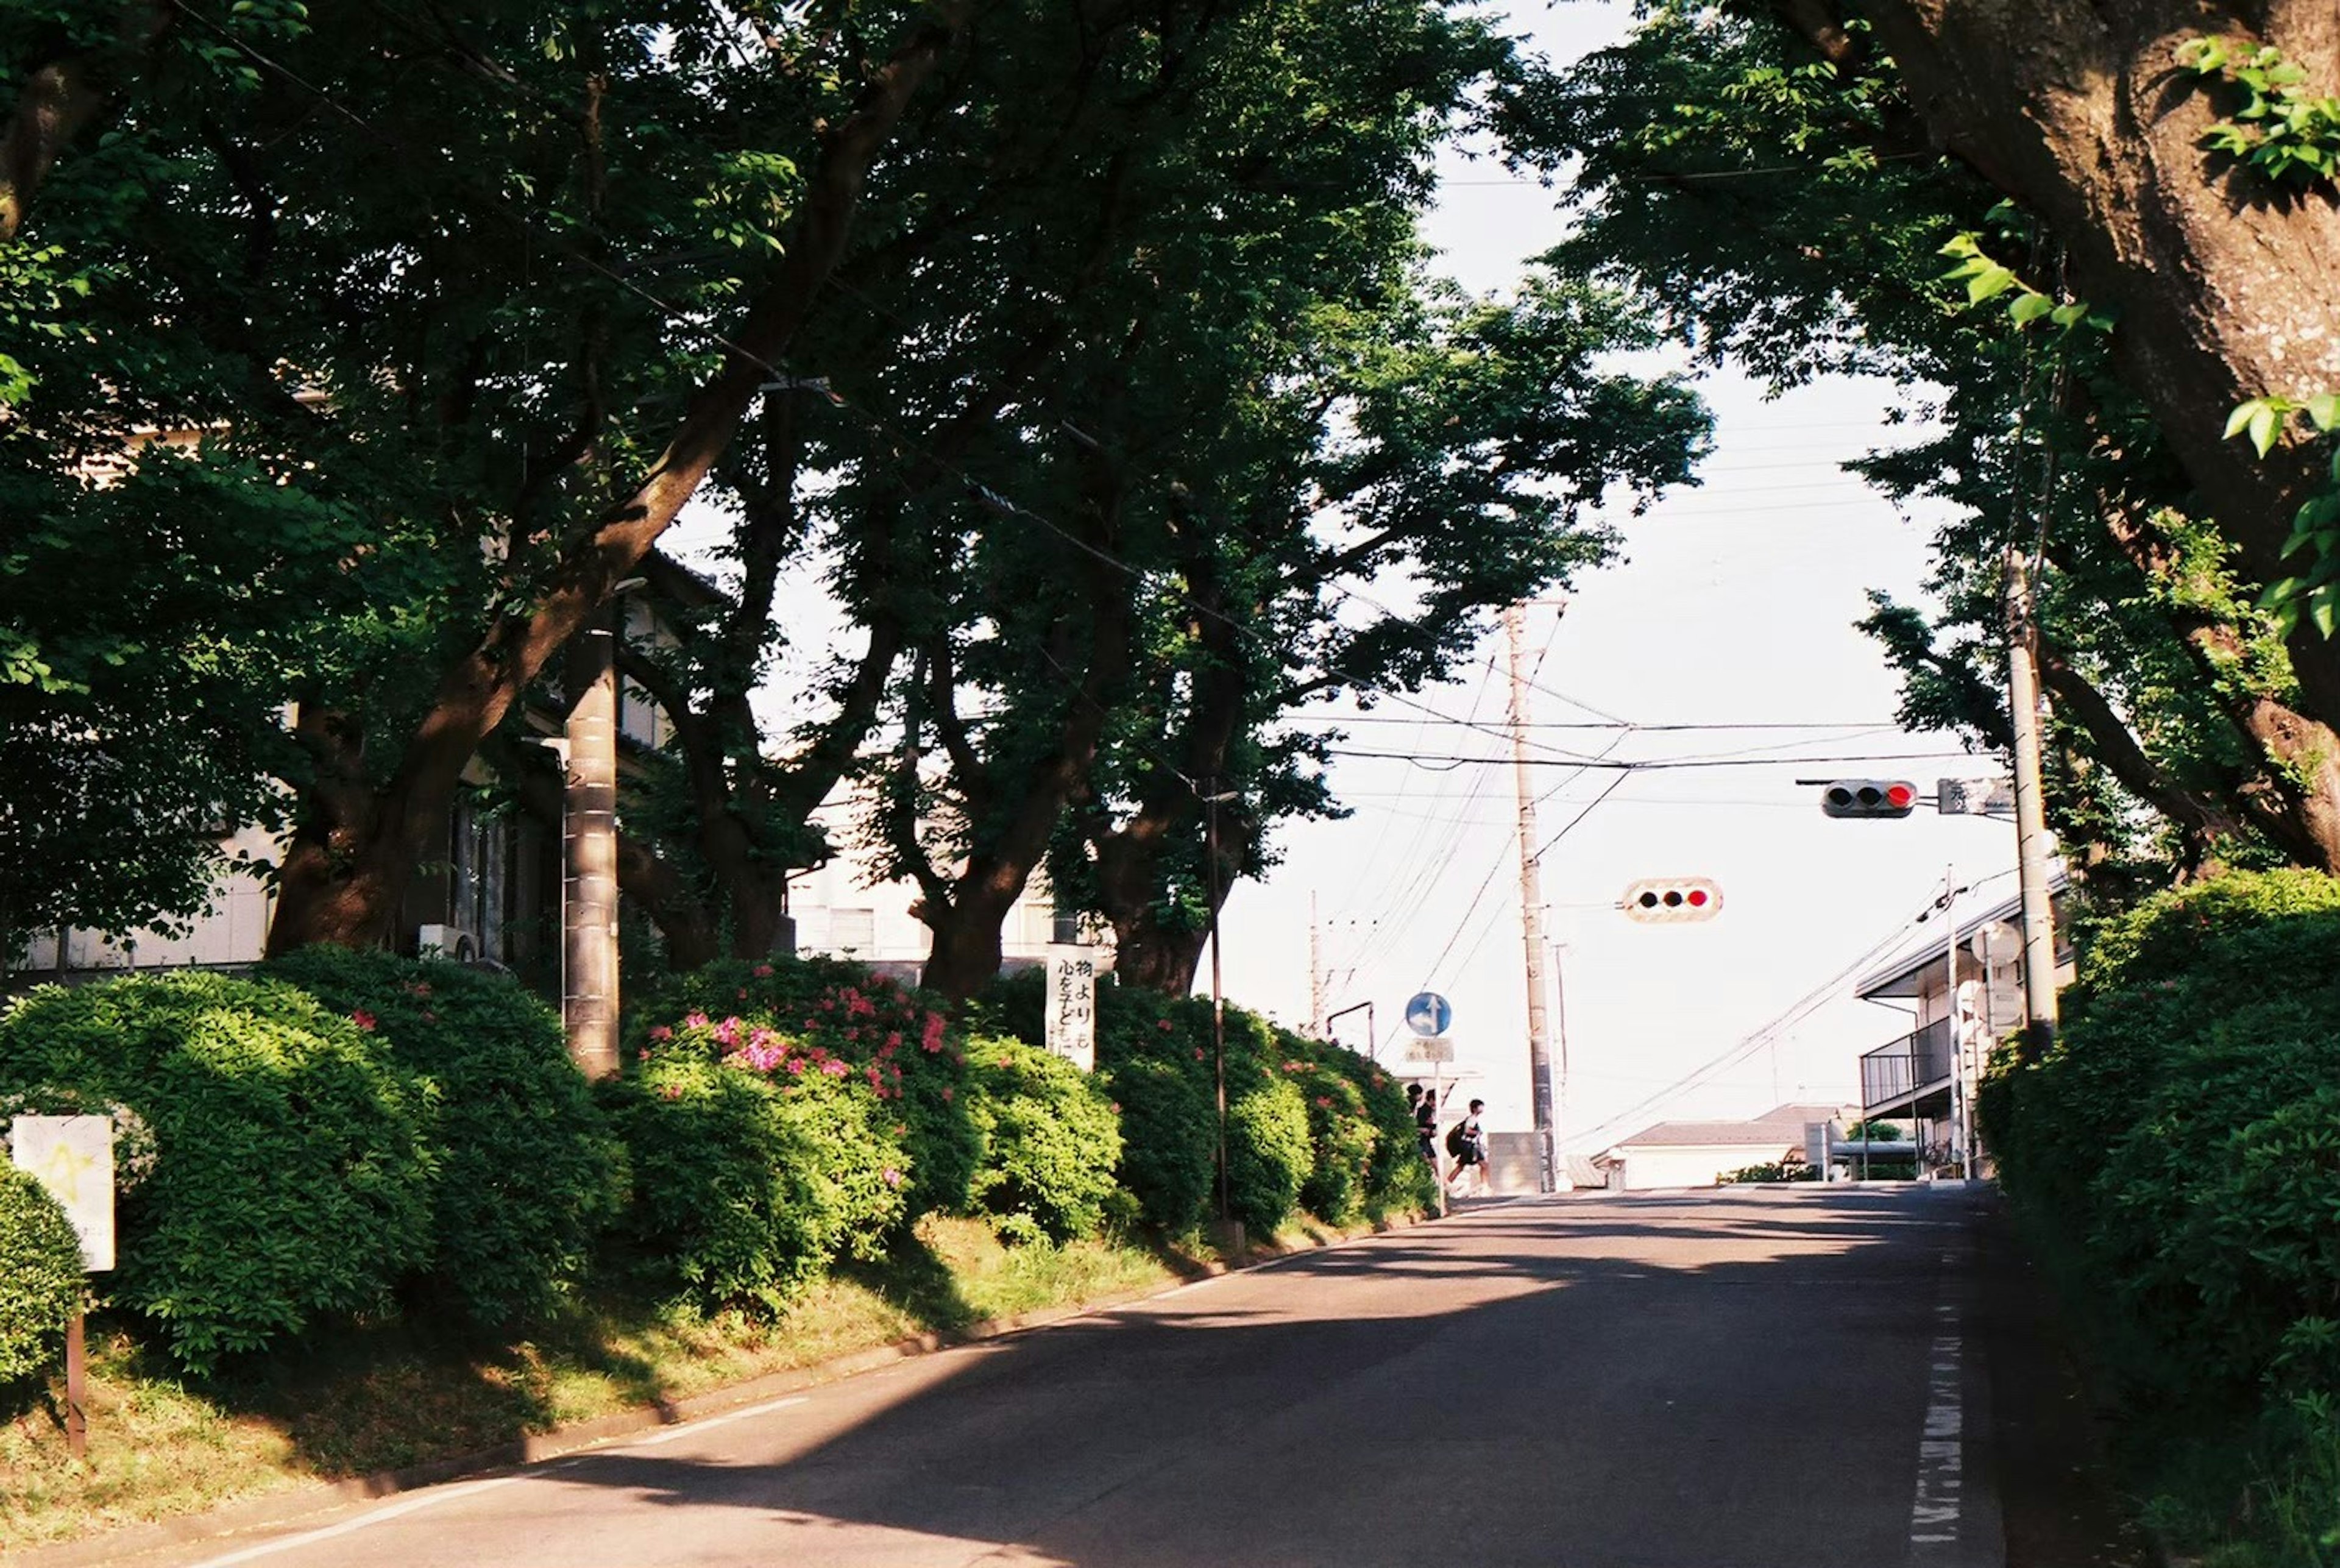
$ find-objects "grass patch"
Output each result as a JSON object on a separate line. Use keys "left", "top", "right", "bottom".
{"left": 0, "top": 1218, "right": 1194, "bottom": 1555}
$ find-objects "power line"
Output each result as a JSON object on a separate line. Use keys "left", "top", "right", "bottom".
{"left": 1330, "top": 748, "right": 1984, "bottom": 772}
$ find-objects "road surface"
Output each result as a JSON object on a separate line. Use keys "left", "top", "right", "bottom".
{"left": 164, "top": 1187, "right": 2043, "bottom": 1567}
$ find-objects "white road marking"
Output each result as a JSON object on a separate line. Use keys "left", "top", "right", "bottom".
{"left": 1908, "top": 1302, "right": 1966, "bottom": 1556}
{"left": 181, "top": 1395, "right": 813, "bottom": 1566}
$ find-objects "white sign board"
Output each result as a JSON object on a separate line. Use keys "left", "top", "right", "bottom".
{"left": 1044, "top": 947, "right": 1097, "bottom": 1072}
{"left": 11, "top": 1115, "right": 115, "bottom": 1272}
{"left": 1402, "top": 1035, "right": 1456, "bottom": 1064}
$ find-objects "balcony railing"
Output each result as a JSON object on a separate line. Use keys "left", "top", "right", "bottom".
{"left": 1860, "top": 1016, "right": 1954, "bottom": 1109}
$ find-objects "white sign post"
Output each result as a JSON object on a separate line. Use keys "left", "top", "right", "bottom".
{"left": 13, "top": 1114, "right": 113, "bottom": 1461}
{"left": 1044, "top": 948, "right": 1098, "bottom": 1073}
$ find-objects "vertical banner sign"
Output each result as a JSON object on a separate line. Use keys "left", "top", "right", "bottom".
{"left": 1044, "top": 947, "right": 1097, "bottom": 1072}
{"left": 12, "top": 1115, "right": 115, "bottom": 1272}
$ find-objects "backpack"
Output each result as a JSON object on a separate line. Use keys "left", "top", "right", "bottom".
{"left": 1444, "top": 1121, "right": 1468, "bottom": 1157}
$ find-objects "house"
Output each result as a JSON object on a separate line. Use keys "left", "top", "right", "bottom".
{"left": 1851, "top": 878, "right": 2074, "bottom": 1171}
{"left": 1595, "top": 1103, "right": 1847, "bottom": 1190}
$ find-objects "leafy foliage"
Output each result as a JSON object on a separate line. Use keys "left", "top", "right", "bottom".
{"left": 629, "top": 957, "right": 974, "bottom": 1218}
{"left": 959, "top": 1037, "right": 1122, "bottom": 1244}
{"left": 0, "top": 974, "right": 433, "bottom": 1375}
{"left": 0, "top": 1164, "right": 83, "bottom": 1386}
{"left": 1225, "top": 1079, "right": 1315, "bottom": 1235}
{"left": 1983, "top": 871, "right": 2340, "bottom": 1410}
{"left": 2175, "top": 38, "right": 2340, "bottom": 186}
{"left": 262, "top": 947, "right": 625, "bottom": 1330}
{"left": 603, "top": 1037, "right": 906, "bottom": 1318}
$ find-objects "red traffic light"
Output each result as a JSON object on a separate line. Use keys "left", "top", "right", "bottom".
{"left": 1821, "top": 779, "right": 1920, "bottom": 819}
{"left": 1621, "top": 877, "right": 1725, "bottom": 923}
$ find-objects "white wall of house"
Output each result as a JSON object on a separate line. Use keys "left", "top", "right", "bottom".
{"left": 19, "top": 825, "right": 279, "bottom": 976}
{"left": 1614, "top": 1143, "right": 1794, "bottom": 1191}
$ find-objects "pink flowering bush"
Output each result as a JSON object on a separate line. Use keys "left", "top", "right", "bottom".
{"left": 628, "top": 957, "right": 976, "bottom": 1216}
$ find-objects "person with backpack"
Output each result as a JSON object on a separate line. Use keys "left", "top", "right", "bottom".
{"left": 1411, "top": 1082, "right": 1441, "bottom": 1165}
{"left": 1445, "top": 1099, "right": 1489, "bottom": 1197}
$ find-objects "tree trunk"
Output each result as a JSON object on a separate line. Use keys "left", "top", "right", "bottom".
{"left": 1778, "top": 0, "right": 2340, "bottom": 721}
{"left": 263, "top": 7, "right": 966, "bottom": 955}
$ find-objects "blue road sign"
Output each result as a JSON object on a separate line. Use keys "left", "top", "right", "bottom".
{"left": 1404, "top": 991, "right": 1452, "bottom": 1037}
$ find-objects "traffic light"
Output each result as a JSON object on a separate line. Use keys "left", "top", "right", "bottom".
{"left": 1620, "top": 877, "right": 1724, "bottom": 923}
{"left": 1820, "top": 779, "right": 1918, "bottom": 819}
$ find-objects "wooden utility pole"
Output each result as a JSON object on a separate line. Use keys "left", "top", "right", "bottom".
{"left": 1504, "top": 605, "right": 1557, "bottom": 1193}
{"left": 2003, "top": 548, "right": 2060, "bottom": 1050}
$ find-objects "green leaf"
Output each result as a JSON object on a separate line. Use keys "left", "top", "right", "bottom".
{"left": 1965, "top": 264, "right": 2017, "bottom": 303}
{"left": 2249, "top": 402, "right": 2285, "bottom": 456}
{"left": 2008, "top": 291, "right": 2054, "bottom": 327}
{"left": 2303, "top": 392, "right": 2340, "bottom": 433}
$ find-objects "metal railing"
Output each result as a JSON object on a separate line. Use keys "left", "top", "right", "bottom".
{"left": 1859, "top": 1016, "right": 1954, "bottom": 1110}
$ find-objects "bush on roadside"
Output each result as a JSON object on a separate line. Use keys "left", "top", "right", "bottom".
{"left": 604, "top": 1024, "right": 907, "bottom": 1316}
{"left": 0, "top": 1164, "right": 84, "bottom": 1386}
{"left": 1102, "top": 1054, "right": 1216, "bottom": 1230}
{"left": 1980, "top": 870, "right": 2340, "bottom": 1564}
{"left": 264, "top": 947, "right": 626, "bottom": 1330}
{"left": 631, "top": 957, "right": 975, "bottom": 1219}
{"left": 0, "top": 974, "right": 434, "bottom": 1375}
{"left": 1225, "top": 1077, "right": 1314, "bottom": 1233}
{"left": 960, "top": 1037, "right": 1122, "bottom": 1243}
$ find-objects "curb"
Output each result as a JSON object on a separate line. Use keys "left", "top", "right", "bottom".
{"left": 5, "top": 1210, "right": 1434, "bottom": 1568}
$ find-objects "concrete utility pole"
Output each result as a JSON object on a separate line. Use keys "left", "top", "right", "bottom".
{"left": 2003, "top": 547, "right": 2060, "bottom": 1050}
{"left": 1504, "top": 605, "right": 1557, "bottom": 1194}
{"left": 563, "top": 613, "right": 621, "bottom": 1080}
{"left": 1308, "top": 890, "right": 1324, "bottom": 1037}
{"left": 1944, "top": 865, "right": 1970, "bottom": 1176}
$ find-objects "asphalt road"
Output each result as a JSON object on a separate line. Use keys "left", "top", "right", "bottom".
{"left": 169, "top": 1187, "right": 2015, "bottom": 1568}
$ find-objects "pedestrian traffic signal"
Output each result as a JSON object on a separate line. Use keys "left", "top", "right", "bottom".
{"left": 1620, "top": 878, "right": 1724, "bottom": 923}
{"left": 1820, "top": 779, "right": 1918, "bottom": 819}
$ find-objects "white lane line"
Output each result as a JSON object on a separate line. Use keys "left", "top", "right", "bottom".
{"left": 1907, "top": 1307, "right": 1966, "bottom": 1556}
{"left": 182, "top": 1394, "right": 814, "bottom": 1566}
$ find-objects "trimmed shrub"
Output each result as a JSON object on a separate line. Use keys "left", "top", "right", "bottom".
{"left": 264, "top": 947, "right": 626, "bottom": 1330}
{"left": 1225, "top": 1078, "right": 1313, "bottom": 1233}
{"left": 0, "top": 974, "right": 434, "bottom": 1375}
{"left": 631, "top": 958, "right": 975, "bottom": 1219}
{"left": 960, "top": 1037, "right": 1122, "bottom": 1242}
{"left": 0, "top": 1164, "right": 84, "bottom": 1385}
{"left": 605, "top": 1027, "right": 906, "bottom": 1316}
{"left": 1102, "top": 1055, "right": 1216, "bottom": 1231}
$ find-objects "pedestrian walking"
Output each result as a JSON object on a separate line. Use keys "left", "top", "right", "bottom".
{"left": 1445, "top": 1099, "right": 1489, "bottom": 1197}
{"left": 1413, "top": 1082, "right": 1441, "bottom": 1165}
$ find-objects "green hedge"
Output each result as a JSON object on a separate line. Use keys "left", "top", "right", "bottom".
{"left": 606, "top": 1020, "right": 907, "bottom": 1316}
{"left": 0, "top": 974, "right": 434, "bottom": 1375}
{"left": 1226, "top": 1078, "right": 1314, "bottom": 1233}
{"left": 1979, "top": 870, "right": 2340, "bottom": 1559}
{"left": 960, "top": 1037, "right": 1122, "bottom": 1242}
{"left": 0, "top": 1163, "right": 84, "bottom": 1385}
{"left": 263, "top": 947, "right": 626, "bottom": 1330}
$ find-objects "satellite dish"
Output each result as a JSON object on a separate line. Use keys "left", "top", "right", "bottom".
{"left": 1970, "top": 921, "right": 2021, "bottom": 965}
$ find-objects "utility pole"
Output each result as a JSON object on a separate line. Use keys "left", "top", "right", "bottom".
{"left": 1203, "top": 780, "right": 1234, "bottom": 1232}
{"left": 1944, "top": 865, "right": 1968, "bottom": 1176}
{"left": 2004, "top": 547, "right": 2060, "bottom": 1051}
{"left": 1504, "top": 604, "right": 1557, "bottom": 1194}
{"left": 562, "top": 613, "right": 621, "bottom": 1080}
{"left": 1308, "top": 891, "right": 1324, "bottom": 1037}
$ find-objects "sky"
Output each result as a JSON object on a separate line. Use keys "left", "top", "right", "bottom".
{"left": 676, "top": 1, "right": 2041, "bottom": 1152}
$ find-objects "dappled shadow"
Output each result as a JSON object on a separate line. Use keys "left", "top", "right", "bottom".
{"left": 224, "top": 1187, "right": 1999, "bottom": 1568}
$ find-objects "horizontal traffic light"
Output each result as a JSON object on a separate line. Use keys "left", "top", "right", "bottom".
{"left": 1621, "top": 877, "right": 1723, "bottom": 923}
{"left": 1821, "top": 779, "right": 1918, "bottom": 819}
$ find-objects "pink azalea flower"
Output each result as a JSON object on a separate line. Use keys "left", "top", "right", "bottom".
{"left": 753, "top": 963, "right": 774, "bottom": 978}
{"left": 941, "top": 1087, "right": 954, "bottom": 1101}
{"left": 882, "top": 1167, "right": 903, "bottom": 1188}
{"left": 350, "top": 1009, "right": 376, "bottom": 1032}
{"left": 1157, "top": 1019, "right": 1173, "bottom": 1032}
{"left": 648, "top": 1025, "right": 674, "bottom": 1041}
{"left": 684, "top": 1011, "right": 710, "bottom": 1029}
